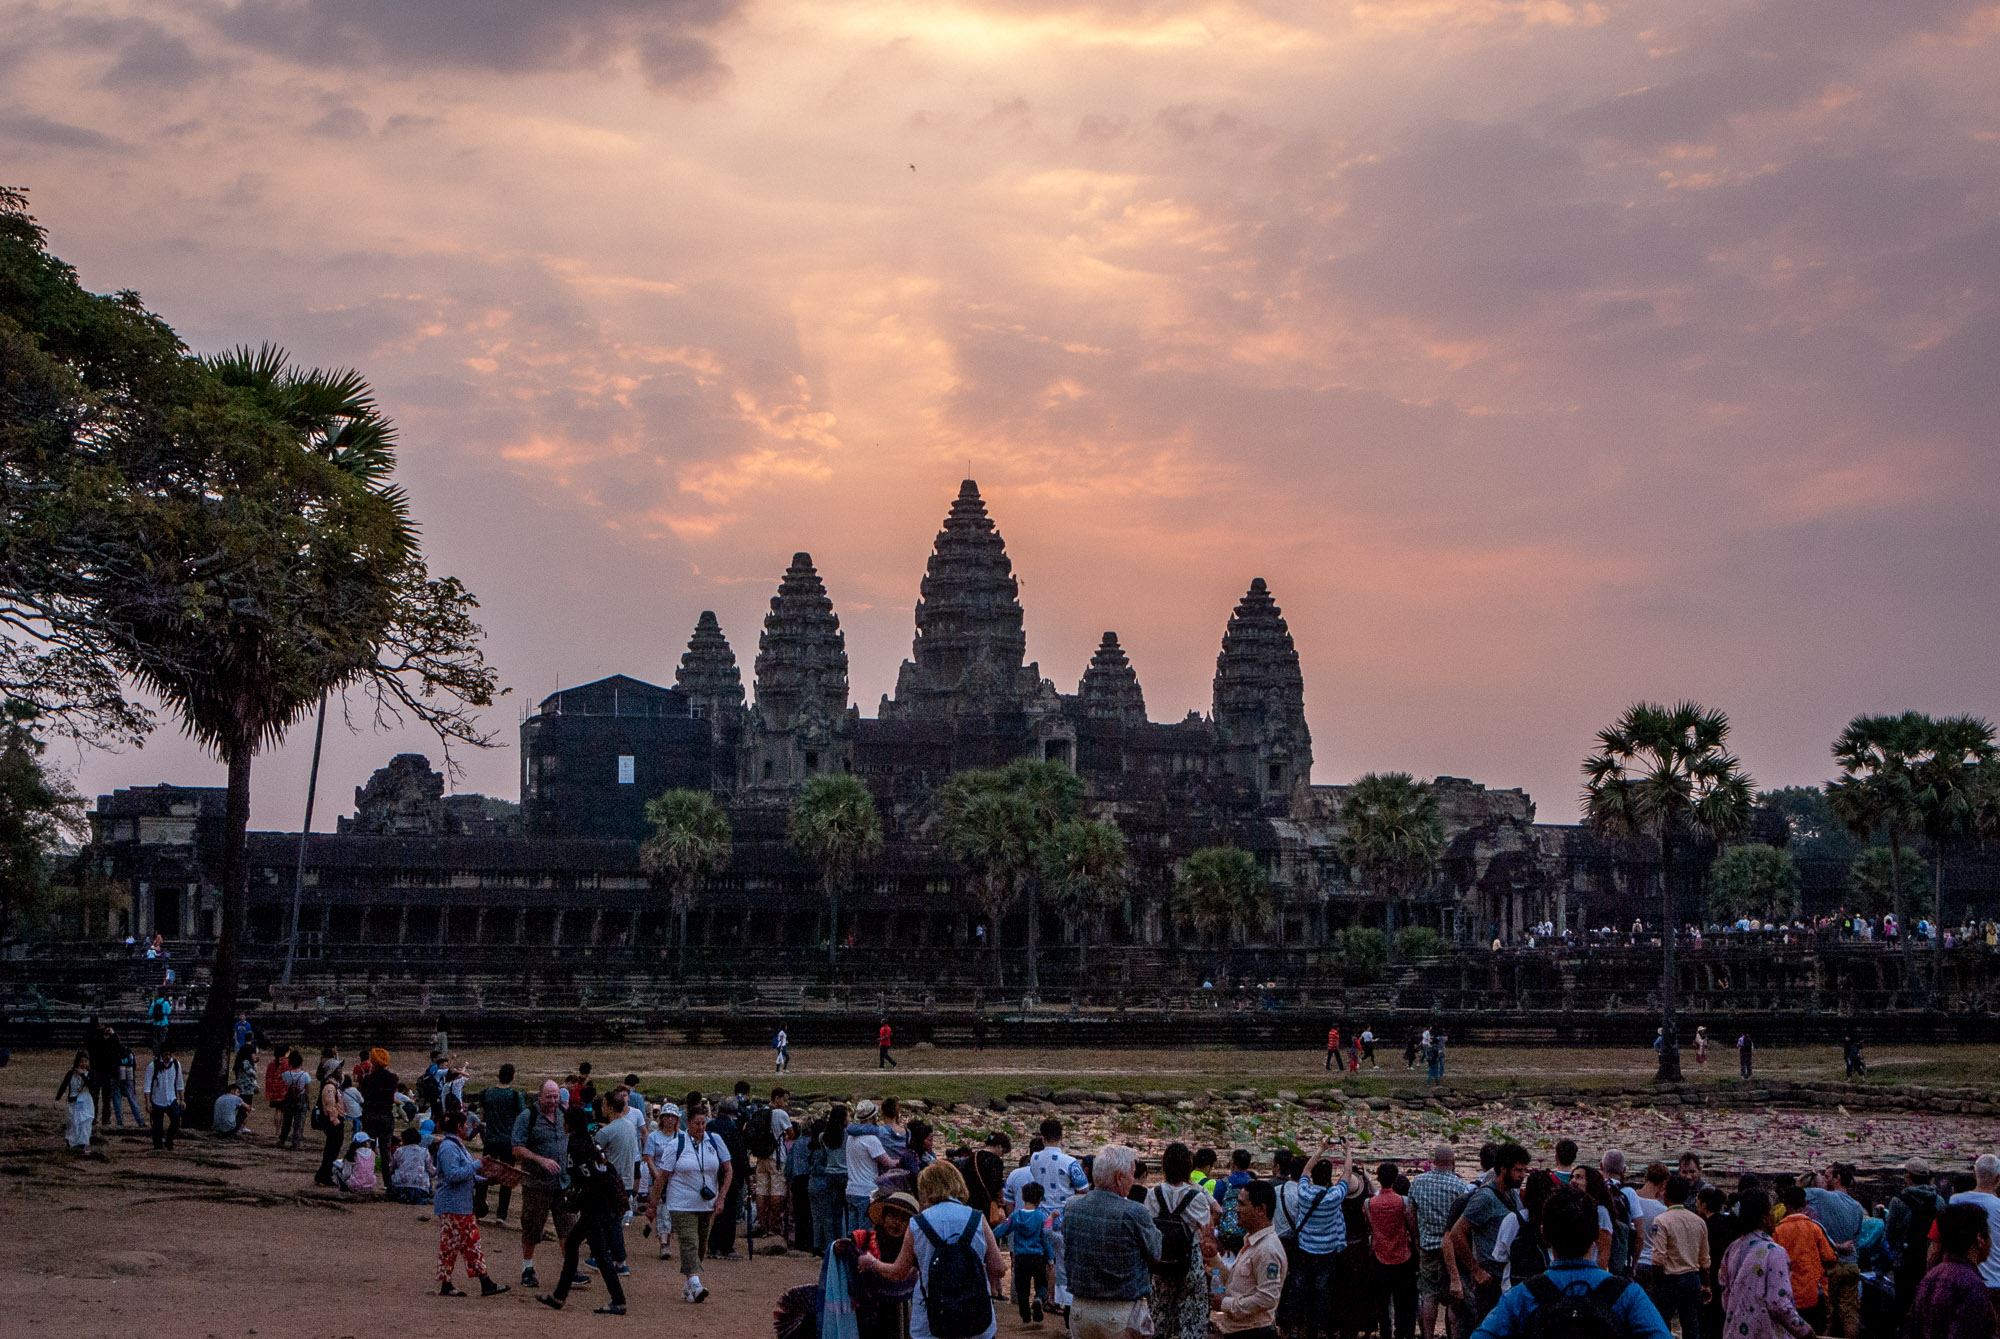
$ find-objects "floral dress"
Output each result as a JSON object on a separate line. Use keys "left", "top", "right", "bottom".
{"left": 1720, "top": 1230, "right": 1815, "bottom": 1339}
{"left": 1146, "top": 1182, "right": 1215, "bottom": 1339}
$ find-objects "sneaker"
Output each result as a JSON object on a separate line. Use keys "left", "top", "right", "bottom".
{"left": 615, "top": 1263, "right": 630, "bottom": 1276}
{"left": 1032, "top": 1298, "right": 1043, "bottom": 1323}
{"left": 690, "top": 1276, "right": 708, "bottom": 1304}
{"left": 681, "top": 1280, "right": 694, "bottom": 1302}
{"left": 585, "top": 1258, "right": 602, "bottom": 1270}
{"left": 567, "top": 1273, "right": 592, "bottom": 1287}
{"left": 520, "top": 1267, "right": 539, "bottom": 1290}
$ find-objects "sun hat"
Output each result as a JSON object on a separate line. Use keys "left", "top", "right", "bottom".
{"left": 853, "top": 1099, "right": 879, "bottom": 1121}
{"left": 868, "top": 1189, "right": 920, "bottom": 1226}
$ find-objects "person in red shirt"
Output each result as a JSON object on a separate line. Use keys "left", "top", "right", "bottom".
{"left": 1369, "top": 1161, "right": 1419, "bottom": 1339}
{"left": 877, "top": 1023, "right": 896, "bottom": 1070}
{"left": 263, "top": 1050, "right": 290, "bottom": 1139}
{"left": 1327, "top": 1027, "right": 1341, "bottom": 1071}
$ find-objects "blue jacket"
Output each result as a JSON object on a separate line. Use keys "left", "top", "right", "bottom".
{"left": 998, "top": 1207, "right": 1052, "bottom": 1257}
{"left": 434, "top": 1135, "right": 480, "bottom": 1216}
{"left": 1470, "top": 1258, "right": 1673, "bottom": 1339}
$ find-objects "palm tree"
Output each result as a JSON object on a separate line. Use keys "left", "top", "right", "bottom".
{"left": 1172, "top": 845, "right": 1272, "bottom": 945}
{"left": 996, "top": 758, "right": 1082, "bottom": 990}
{"left": 1828, "top": 714, "right": 1927, "bottom": 996}
{"left": 940, "top": 774, "right": 1034, "bottom": 986}
{"left": 1581, "top": 701, "right": 1754, "bottom": 1083}
{"left": 1911, "top": 714, "right": 1996, "bottom": 993}
{"left": 639, "top": 788, "right": 732, "bottom": 976}
{"left": 788, "top": 772, "right": 883, "bottom": 971}
{"left": 1040, "top": 818, "right": 1128, "bottom": 978}
{"left": 1337, "top": 772, "right": 1445, "bottom": 945}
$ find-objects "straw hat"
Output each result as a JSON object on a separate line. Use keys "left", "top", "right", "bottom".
{"left": 868, "top": 1189, "right": 919, "bottom": 1226}
{"left": 853, "top": 1099, "right": 879, "bottom": 1121}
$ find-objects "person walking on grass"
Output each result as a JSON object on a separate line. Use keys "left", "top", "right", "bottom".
{"left": 433, "top": 1109, "right": 509, "bottom": 1299}
{"left": 878, "top": 1020, "right": 897, "bottom": 1069}
{"left": 537, "top": 1131, "right": 629, "bottom": 1315}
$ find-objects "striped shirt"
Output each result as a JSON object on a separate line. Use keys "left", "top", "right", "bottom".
{"left": 1280, "top": 1180, "right": 1349, "bottom": 1255}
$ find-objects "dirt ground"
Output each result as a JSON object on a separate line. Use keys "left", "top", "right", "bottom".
{"left": 5, "top": 1043, "right": 1998, "bottom": 1338}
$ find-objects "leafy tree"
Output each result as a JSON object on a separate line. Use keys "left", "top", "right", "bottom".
{"left": 1334, "top": 925, "right": 1387, "bottom": 982}
{"left": 1911, "top": 715, "right": 1995, "bottom": 985}
{"left": 788, "top": 772, "right": 883, "bottom": 971}
{"left": 1582, "top": 701, "right": 1754, "bottom": 1082}
{"left": 1756, "top": 785, "right": 1859, "bottom": 863}
{"left": 1172, "top": 845, "right": 1271, "bottom": 944}
{"left": 1847, "top": 846, "right": 1931, "bottom": 919}
{"left": 1395, "top": 925, "right": 1448, "bottom": 961}
{"left": 0, "top": 705, "right": 85, "bottom": 940}
{"left": 639, "top": 788, "right": 731, "bottom": 975}
{"left": 1338, "top": 771, "right": 1444, "bottom": 953}
{"left": 0, "top": 195, "right": 500, "bottom": 1115}
{"left": 1828, "top": 713, "right": 1930, "bottom": 994}
{"left": 937, "top": 758, "right": 1085, "bottom": 990}
{"left": 1706, "top": 844, "right": 1801, "bottom": 923}
{"left": 1040, "top": 818, "right": 1128, "bottom": 977}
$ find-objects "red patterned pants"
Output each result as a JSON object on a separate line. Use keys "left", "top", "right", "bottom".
{"left": 437, "top": 1213, "right": 487, "bottom": 1283}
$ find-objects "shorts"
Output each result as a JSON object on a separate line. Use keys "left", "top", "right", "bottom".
{"left": 753, "top": 1157, "right": 785, "bottom": 1198}
{"left": 519, "top": 1185, "right": 578, "bottom": 1247}
{"left": 1418, "top": 1248, "right": 1449, "bottom": 1301}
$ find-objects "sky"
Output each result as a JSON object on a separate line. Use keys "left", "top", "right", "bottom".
{"left": 8, "top": 0, "right": 2000, "bottom": 830}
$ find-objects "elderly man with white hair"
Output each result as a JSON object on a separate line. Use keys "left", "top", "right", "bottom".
{"left": 1060, "top": 1144, "right": 1164, "bottom": 1339}
{"left": 1942, "top": 1154, "right": 2000, "bottom": 1296}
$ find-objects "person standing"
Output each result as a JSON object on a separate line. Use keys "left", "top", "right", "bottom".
{"left": 1908, "top": 1204, "right": 1997, "bottom": 1339}
{"left": 750, "top": 1088, "right": 794, "bottom": 1253}
{"left": 1032, "top": 1116, "right": 1093, "bottom": 1315}
{"left": 1410, "top": 1146, "right": 1472, "bottom": 1339}
{"left": 590, "top": 1088, "right": 639, "bottom": 1277}
{"left": 1648, "top": 1176, "right": 1711, "bottom": 1339}
{"left": 878, "top": 1020, "right": 897, "bottom": 1069}
{"left": 1371, "top": 1162, "right": 1420, "bottom": 1339}
{"left": 1215, "top": 1179, "right": 1287, "bottom": 1338}
{"left": 808, "top": 1105, "right": 851, "bottom": 1253}
{"left": 846, "top": 1100, "right": 898, "bottom": 1234}
{"left": 313, "top": 1064, "right": 345, "bottom": 1186}
{"left": 1942, "top": 1156, "right": 2000, "bottom": 1301}
{"left": 1886, "top": 1159, "right": 1945, "bottom": 1328}
{"left": 1695, "top": 1027, "right": 1709, "bottom": 1067}
{"left": 279, "top": 1048, "right": 310, "bottom": 1150}
{"left": 705, "top": 1096, "right": 749, "bottom": 1259}
{"left": 773, "top": 1024, "right": 789, "bottom": 1074}
{"left": 146, "top": 993, "right": 172, "bottom": 1050}
{"left": 142, "top": 1041, "right": 185, "bottom": 1150}
{"left": 433, "top": 1109, "right": 508, "bottom": 1298}
{"left": 1145, "top": 1142, "right": 1220, "bottom": 1339}
{"left": 656, "top": 1100, "right": 731, "bottom": 1304}
{"left": 1737, "top": 1033, "right": 1754, "bottom": 1080}
{"left": 511, "top": 1079, "right": 582, "bottom": 1292}
{"left": 474, "top": 1064, "right": 524, "bottom": 1222}
{"left": 1465, "top": 1187, "right": 1671, "bottom": 1339}
{"left": 1445, "top": 1141, "right": 1529, "bottom": 1332}
{"left": 1327, "top": 1026, "right": 1341, "bottom": 1072}
{"left": 1720, "top": 1190, "right": 1813, "bottom": 1339}
{"left": 1283, "top": 1137, "right": 1365, "bottom": 1339}
{"left": 86, "top": 1021, "right": 119, "bottom": 1136}
{"left": 1060, "top": 1145, "right": 1163, "bottom": 1339}
{"left": 358, "top": 1048, "right": 397, "bottom": 1151}
{"left": 57, "top": 1051, "right": 94, "bottom": 1155}
{"left": 109, "top": 1038, "right": 142, "bottom": 1128}
{"left": 857, "top": 1161, "right": 1007, "bottom": 1339}
{"left": 1804, "top": 1163, "right": 1865, "bottom": 1336}
{"left": 263, "top": 1047, "right": 290, "bottom": 1139}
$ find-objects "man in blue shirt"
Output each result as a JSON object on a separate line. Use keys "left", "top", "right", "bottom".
{"left": 1806, "top": 1164, "right": 1865, "bottom": 1337}
{"left": 1471, "top": 1186, "right": 1672, "bottom": 1339}
{"left": 1281, "top": 1130, "right": 1363, "bottom": 1339}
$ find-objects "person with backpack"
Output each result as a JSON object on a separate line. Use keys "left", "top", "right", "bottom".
{"left": 1218, "top": 1147, "right": 1257, "bottom": 1252}
{"left": 1145, "top": 1141, "right": 1221, "bottom": 1339}
{"left": 536, "top": 1130, "right": 629, "bottom": 1315}
{"left": 1600, "top": 1151, "right": 1642, "bottom": 1277}
{"left": 655, "top": 1099, "right": 733, "bottom": 1303}
{"left": 1718, "top": 1190, "right": 1815, "bottom": 1339}
{"left": 706, "top": 1095, "right": 750, "bottom": 1259}
{"left": 1886, "top": 1159, "right": 1945, "bottom": 1327}
{"left": 1447, "top": 1142, "right": 1531, "bottom": 1330}
{"left": 142, "top": 1040, "right": 185, "bottom": 1150}
{"left": 748, "top": 1087, "right": 795, "bottom": 1251}
{"left": 857, "top": 1160, "right": 1006, "bottom": 1339}
{"left": 1468, "top": 1185, "right": 1672, "bottom": 1339}
{"left": 473, "top": 1064, "right": 524, "bottom": 1222}
{"left": 278, "top": 1048, "right": 310, "bottom": 1150}
{"left": 1491, "top": 1170, "right": 1559, "bottom": 1293}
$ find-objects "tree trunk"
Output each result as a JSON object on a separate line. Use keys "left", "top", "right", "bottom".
{"left": 1889, "top": 831, "right": 1913, "bottom": 1006}
{"left": 991, "top": 901, "right": 1005, "bottom": 989}
{"left": 1655, "top": 835, "right": 1683, "bottom": 1084}
{"left": 1932, "top": 843, "right": 1946, "bottom": 1006}
{"left": 1026, "top": 880, "right": 1040, "bottom": 993}
{"left": 826, "top": 873, "right": 839, "bottom": 972}
{"left": 677, "top": 902, "right": 688, "bottom": 978}
{"left": 190, "top": 743, "right": 252, "bottom": 1124}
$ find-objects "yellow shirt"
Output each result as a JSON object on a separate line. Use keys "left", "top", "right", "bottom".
{"left": 1219, "top": 1225, "right": 1287, "bottom": 1333}
{"left": 1651, "top": 1206, "right": 1711, "bottom": 1277}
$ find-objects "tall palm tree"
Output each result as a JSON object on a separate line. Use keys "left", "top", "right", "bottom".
{"left": 1172, "top": 845, "right": 1272, "bottom": 945}
{"left": 1828, "top": 713, "right": 1927, "bottom": 996}
{"left": 940, "top": 776, "right": 1034, "bottom": 987}
{"left": 1911, "top": 714, "right": 1996, "bottom": 993}
{"left": 1337, "top": 772, "right": 1445, "bottom": 945}
{"left": 1581, "top": 701, "right": 1754, "bottom": 1083}
{"left": 1040, "top": 818, "right": 1128, "bottom": 978}
{"left": 788, "top": 772, "right": 883, "bottom": 971}
{"left": 639, "top": 788, "right": 732, "bottom": 976}
{"left": 996, "top": 758, "right": 1082, "bottom": 990}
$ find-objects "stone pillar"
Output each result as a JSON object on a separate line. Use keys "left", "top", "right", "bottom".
{"left": 589, "top": 909, "right": 604, "bottom": 946}
{"left": 514, "top": 908, "right": 526, "bottom": 946}
{"left": 437, "top": 907, "right": 450, "bottom": 944}
{"left": 397, "top": 906, "right": 409, "bottom": 944}
{"left": 358, "top": 905, "right": 371, "bottom": 944}
{"left": 552, "top": 908, "right": 566, "bottom": 946}
{"left": 474, "top": 907, "right": 487, "bottom": 945}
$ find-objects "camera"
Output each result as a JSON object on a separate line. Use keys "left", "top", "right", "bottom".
{"left": 699, "top": 1185, "right": 716, "bottom": 1202}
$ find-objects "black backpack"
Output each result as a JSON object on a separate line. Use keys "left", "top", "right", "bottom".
{"left": 914, "top": 1211, "right": 994, "bottom": 1339}
{"left": 416, "top": 1069, "right": 442, "bottom": 1111}
{"left": 1894, "top": 1188, "right": 1940, "bottom": 1265}
{"left": 1604, "top": 1189, "right": 1634, "bottom": 1276}
{"left": 1151, "top": 1187, "right": 1200, "bottom": 1277}
{"left": 1524, "top": 1274, "right": 1631, "bottom": 1339}
{"left": 1508, "top": 1208, "right": 1548, "bottom": 1284}
{"left": 747, "top": 1106, "right": 780, "bottom": 1159}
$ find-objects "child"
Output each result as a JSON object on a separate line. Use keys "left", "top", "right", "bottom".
{"left": 342, "top": 1131, "right": 379, "bottom": 1193}
{"left": 996, "top": 1180, "right": 1054, "bottom": 1324}
{"left": 388, "top": 1127, "right": 435, "bottom": 1204}
{"left": 1217, "top": 1148, "right": 1254, "bottom": 1251}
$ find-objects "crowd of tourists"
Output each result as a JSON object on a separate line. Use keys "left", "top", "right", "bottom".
{"left": 50, "top": 1019, "right": 2000, "bottom": 1339}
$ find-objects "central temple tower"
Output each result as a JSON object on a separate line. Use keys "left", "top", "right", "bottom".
{"left": 882, "top": 479, "right": 1045, "bottom": 719}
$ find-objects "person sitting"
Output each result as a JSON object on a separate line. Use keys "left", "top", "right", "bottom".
{"left": 1469, "top": 1186, "right": 1672, "bottom": 1339}
{"left": 210, "top": 1089, "right": 250, "bottom": 1137}
{"left": 388, "top": 1127, "right": 436, "bottom": 1205}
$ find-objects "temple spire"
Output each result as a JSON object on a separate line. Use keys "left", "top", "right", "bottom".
{"left": 1212, "top": 577, "right": 1311, "bottom": 805}
{"left": 1077, "top": 631, "right": 1147, "bottom": 725}
{"left": 753, "top": 553, "right": 848, "bottom": 730}
{"left": 885, "top": 479, "right": 1037, "bottom": 716}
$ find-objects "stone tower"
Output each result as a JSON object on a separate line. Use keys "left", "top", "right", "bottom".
{"left": 1212, "top": 577, "right": 1311, "bottom": 809}
{"left": 1076, "top": 631, "right": 1147, "bottom": 725}
{"left": 743, "top": 553, "right": 852, "bottom": 792}
{"left": 884, "top": 480, "right": 1045, "bottom": 718}
{"left": 676, "top": 610, "right": 746, "bottom": 792}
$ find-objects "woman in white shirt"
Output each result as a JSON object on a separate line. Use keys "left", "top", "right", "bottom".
{"left": 654, "top": 1102, "right": 731, "bottom": 1303}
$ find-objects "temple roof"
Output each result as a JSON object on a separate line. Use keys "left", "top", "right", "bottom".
{"left": 1077, "top": 631, "right": 1147, "bottom": 725}
{"left": 676, "top": 610, "right": 744, "bottom": 711}
{"left": 889, "top": 479, "right": 1035, "bottom": 715}
{"left": 1212, "top": 577, "right": 1309, "bottom": 737}
{"left": 753, "top": 552, "right": 848, "bottom": 728}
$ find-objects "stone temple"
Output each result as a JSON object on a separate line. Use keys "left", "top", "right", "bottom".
{"left": 84, "top": 480, "right": 1632, "bottom": 969}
